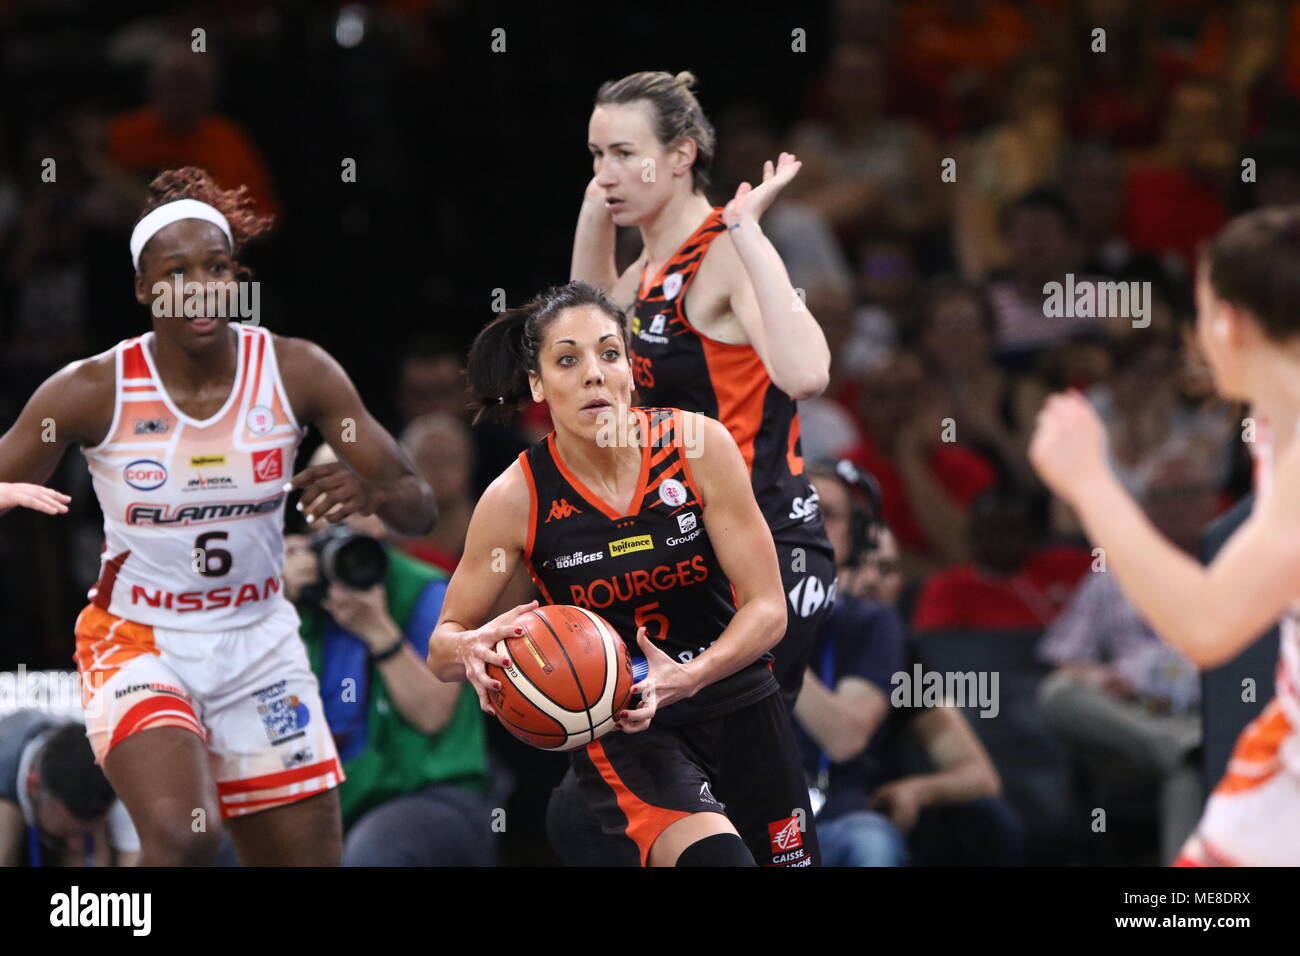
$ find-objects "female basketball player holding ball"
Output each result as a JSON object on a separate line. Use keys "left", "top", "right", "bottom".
{"left": 427, "top": 281, "right": 819, "bottom": 866}
{"left": 572, "top": 71, "right": 836, "bottom": 704}
{"left": 0, "top": 167, "right": 437, "bottom": 865}
{"left": 1030, "top": 207, "right": 1300, "bottom": 866}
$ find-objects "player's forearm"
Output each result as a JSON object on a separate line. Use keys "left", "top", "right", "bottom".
{"left": 571, "top": 200, "right": 618, "bottom": 291}
{"left": 793, "top": 672, "right": 872, "bottom": 762}
{"left": 901, "top": 757, "right": 998, "bottom": 808}
{"left": 1071, "top": 472, "right": 1221, "bottom": 665}
{"left": 371, "top": 473, "right": 438, "bottom": 536}
{"left": 896, "top": 447, "right": 970, "bottom": 563}
{"left": 0, "top": 804, "right": 23, "bottom": 867}
{"left": 727, "top": 220, "right": 830, "bottom": 400}
{"left": 427, "top": 622, "right": 471, "bottom": 682}
{"left": 681, "top": 595, "right": 786, "bottom": 695}
{"left": 378, "top": 644, "right": 461, "bottom": 734}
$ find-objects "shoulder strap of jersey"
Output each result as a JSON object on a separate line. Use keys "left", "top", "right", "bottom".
{"left": 639, "top": 208, "right": 726, "bottom": 304}
{"left": 642, "top": 406, "right": 706, "bottom": 508}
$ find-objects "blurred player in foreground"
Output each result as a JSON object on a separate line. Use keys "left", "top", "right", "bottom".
{"left": 1030, "top": 206, "right": 1300, "bottom": 865}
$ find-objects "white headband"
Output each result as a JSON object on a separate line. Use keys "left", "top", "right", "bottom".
{"left": 129, "top": 199, "right": 233, "bottom": 270}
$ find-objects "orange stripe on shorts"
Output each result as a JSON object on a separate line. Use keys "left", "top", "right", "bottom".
{"left": 107, "top": 695, "right": 204, "bottom": 754}
{"left": 73, "top": 604, "right": 161, "bottom": 706}
{"left": 1214, "top": 699, "right": 1292, "bottom": 795}
{"left": 586, "top": 740, "right": 690, "bottom": 867}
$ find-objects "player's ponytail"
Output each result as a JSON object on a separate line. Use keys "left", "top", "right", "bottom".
{"left": 467, "top": 304, "right": 537, "bottom": 424}
{"left": 466, "top": 281, "right": 629, "bottom": 424}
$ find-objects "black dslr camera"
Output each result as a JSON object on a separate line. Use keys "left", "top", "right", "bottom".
{"left": 297, "top": 523, "right": 389, "bottom": 606}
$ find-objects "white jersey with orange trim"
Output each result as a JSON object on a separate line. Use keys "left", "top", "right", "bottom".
{"left": 81, "top": 324, "right": 304, "bottom": 629}
{"left": 1245, "top": 417, "right": 1300, "bottom": 776}
{"left": 1177, "top": 416, "right": 1300, "bottom": 865}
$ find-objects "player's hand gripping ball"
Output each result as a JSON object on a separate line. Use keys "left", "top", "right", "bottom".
{"left": 485, "top": 604, "right": 635, "bottom": 751}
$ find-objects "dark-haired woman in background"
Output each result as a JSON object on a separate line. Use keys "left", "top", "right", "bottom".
{"left": 426, "top": 280, "right": 819, "bottom": 867}
{"left": 0, "top": 167, "right": 437, "bottom": 865}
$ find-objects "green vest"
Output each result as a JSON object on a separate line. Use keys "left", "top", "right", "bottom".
{"left": 299, "top": 548, "right": 487, "bottom": 827}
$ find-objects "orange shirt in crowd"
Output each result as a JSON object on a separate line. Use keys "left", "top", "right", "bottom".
{"left": 108, "top": 107, "right": 279, "bottom": 218}
{"left": 900, "top": 0, "right": 1035, "bottom": 85}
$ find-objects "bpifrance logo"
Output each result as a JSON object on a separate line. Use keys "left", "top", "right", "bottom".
{"left": 768, "top": 816, "right": 803, "bottom": 854}
{"left": 251, "top": 447, "right": 283, "bottom": 483}
{"left": 124, "top": 459, "right": 167, "bottom": 490}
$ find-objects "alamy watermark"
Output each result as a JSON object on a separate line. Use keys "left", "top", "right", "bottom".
{"left": 1043, "top": 274, "right": 1150, "bottom": 329}
{"left": 891, "top": 664, "right": 1000, "bottom": 718}
{"left": 151, "top": 277, "right": 261, "bottom": 325}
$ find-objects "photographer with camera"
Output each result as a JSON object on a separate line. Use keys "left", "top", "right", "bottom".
{"left": 284, "top": 445, "right": 493, "bottom": 866}
{"left": 793, "top": 461, "right": 1024, "bottom": 866}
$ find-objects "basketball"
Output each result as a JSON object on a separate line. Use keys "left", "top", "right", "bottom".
{"left": 486, "top": 604, "right": 634, "bottom": 751}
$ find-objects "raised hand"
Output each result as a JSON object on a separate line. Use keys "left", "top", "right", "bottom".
{"left": 722, "top": 152, "right": 803, "bottom": 228}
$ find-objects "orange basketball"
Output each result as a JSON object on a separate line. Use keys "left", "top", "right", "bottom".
{"left": 486, "top": 604, "right": 634, "bottom": 751}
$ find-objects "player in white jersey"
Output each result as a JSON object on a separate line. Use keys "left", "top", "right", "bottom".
{"left": 1030, "top": 205, "right": 1300, "bottom": 866}
{"left": 0, "top": 167, "right": 438, "bottom": 865}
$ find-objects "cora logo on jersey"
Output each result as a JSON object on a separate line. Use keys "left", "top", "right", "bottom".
{"left": 123, "top": 459, "right": 167, "bottom": 490}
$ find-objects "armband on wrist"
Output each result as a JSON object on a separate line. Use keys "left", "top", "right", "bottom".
{"left": 370, "top": 638, "right": 404, "bottom": 663}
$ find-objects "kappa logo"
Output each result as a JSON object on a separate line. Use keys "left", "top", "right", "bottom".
{"left": 545, "top": 498, "right": 582, "bottom": 522}
{"left": 251, "top": 447, "right": 283, "bottom": 483}
{"left": 768, "top": 816, "right": 804, "bottom": 854}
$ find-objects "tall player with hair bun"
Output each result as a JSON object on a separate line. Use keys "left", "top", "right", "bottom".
{"left": 1030, "top": 206, "right": 1300, "bottom": 866}
{"left": 557, "top": 69, "right": 837, "bottom": 863}
{"left": 0, "top": 167, "right": 437, "bottom": 865}
{"left": 572, "top": 71, "right": 836, "bottom": 701}
{"left": 427, "top": 280, "right": 819, "bottom": 867}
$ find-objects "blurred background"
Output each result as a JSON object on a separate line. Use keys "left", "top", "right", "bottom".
{"left": 2, "top": 0, "right": 1297, "bottom": 865}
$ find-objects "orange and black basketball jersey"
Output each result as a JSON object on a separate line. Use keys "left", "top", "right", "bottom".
{"left": 518, "top": 406, "right": 778, "bottom": 726}
{"left": 629, "top": 208, "right": 827, "bottom": 547}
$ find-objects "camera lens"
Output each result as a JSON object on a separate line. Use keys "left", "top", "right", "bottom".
{"left": 318, "top": 529, "right": 388, "bottom": 590}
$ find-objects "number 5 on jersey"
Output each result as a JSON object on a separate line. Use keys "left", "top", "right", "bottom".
{"left": 635, "top": 601, "right": 669, "bottom": 641}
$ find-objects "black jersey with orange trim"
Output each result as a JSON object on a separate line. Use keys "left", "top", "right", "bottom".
{"left": 628, "top": 207, "right": 828, "bottom": 546}
{"left": 517, "top": 406, "right": 778, "bottom": 726}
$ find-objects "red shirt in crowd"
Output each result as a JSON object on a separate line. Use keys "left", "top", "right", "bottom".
{"left": 1123, "top": 163, "right": 1227, "bottom": 271}
{"left": 912, "top": 545, "right": 1094, "bottom": 632}
{"left": 395, "top": 539, "right": 459, "bottom": 576}
{"left": 844, "top": 423, "right": 998, "bottom": 555}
